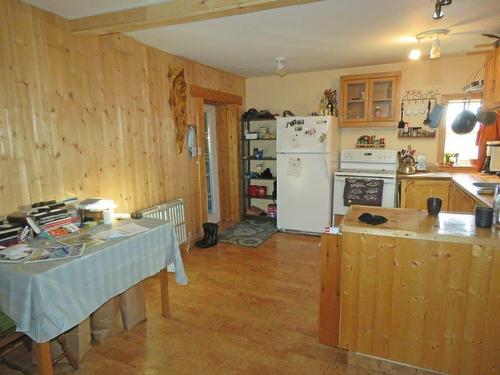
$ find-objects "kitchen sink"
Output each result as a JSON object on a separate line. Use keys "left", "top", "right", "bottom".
{"left": 472, "top": 182, "right": 499, "bottom": 188}
{"left": 472, "top": 182, "right": 499, "bottom": 195}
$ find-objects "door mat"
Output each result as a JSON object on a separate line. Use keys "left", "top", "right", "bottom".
{"left": 218, "top": 219, "right": 277, "bottom": 247}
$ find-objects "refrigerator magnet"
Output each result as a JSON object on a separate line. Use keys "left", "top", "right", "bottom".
{"left": 318, "top": 133, "right": 326, "bottom": 143}
{"left": 304, "top": 128, "right": 316, "bottom": 136}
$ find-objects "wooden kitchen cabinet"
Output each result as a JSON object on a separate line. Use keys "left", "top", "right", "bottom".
{"left": 483, "top": 44, "right": 500, "bottom": 110}
{"left": 399, "top": 179, "right": 450, "bottom": 210}
{"left": 448, "top": 182, "right": 476, "bottom": 213}
{"left": 339, "top": 71, "right": 401, "bottom": 127}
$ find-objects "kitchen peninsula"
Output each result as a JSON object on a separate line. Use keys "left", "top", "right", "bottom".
{"left": 320, "top": 205, "right": 499, "bottom": 375}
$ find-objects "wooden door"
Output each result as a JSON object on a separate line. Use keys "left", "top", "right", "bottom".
{"left": 400, "top": 180, "right": 450, "bottom": 210}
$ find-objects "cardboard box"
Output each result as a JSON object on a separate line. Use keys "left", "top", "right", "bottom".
{"left": 32, "top": 318, "right": 91, "bottom": 364}
{"left": 90, "top": 296, "right": 124, "bottom": 344}
{"left": 119, "top": 282, "right": 147, "bottom": 330}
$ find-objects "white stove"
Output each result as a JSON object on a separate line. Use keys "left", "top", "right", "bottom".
{"left": 333, "top": 149, "right": 398, "bottom": 216}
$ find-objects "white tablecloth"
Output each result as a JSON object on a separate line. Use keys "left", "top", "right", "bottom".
{"left": 0, "top": 218, "right": 187, "bottom": 343}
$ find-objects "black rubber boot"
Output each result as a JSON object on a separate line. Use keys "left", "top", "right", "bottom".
{"left": 197, "top": 223, "right": 219, "bottom": 249}
{"left": 195, "top": 223, "right": 210, "bottom": 248}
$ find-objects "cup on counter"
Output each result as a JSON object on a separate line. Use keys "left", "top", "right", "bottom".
{"left": 475, "top": 206, "right": 493, "bottom": 228}
{"left": 427, "top": 197, "right": 442, "bottom": 216}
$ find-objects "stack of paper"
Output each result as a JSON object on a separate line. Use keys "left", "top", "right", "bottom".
{"left": 93, "top": 223, "right": 149, "bottom": 241}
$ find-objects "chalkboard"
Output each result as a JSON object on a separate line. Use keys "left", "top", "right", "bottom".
{"left": 343, "top": 178, "right": 384, "bottom": 207}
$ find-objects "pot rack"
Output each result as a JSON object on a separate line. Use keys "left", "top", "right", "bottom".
{"left": 402, "top": 89, "right": 440, "bottom": 103}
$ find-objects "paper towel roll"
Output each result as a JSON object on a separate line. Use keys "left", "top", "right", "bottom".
{"left": 103, "top": 209, "right": 113, "bottom": 225}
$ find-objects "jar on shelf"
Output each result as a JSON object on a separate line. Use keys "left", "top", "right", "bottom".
{"left": 374, "top": 107, "right": 382, "bottom": 118}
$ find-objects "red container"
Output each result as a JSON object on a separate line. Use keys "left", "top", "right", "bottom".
{"left": 249, "top": 185, "right": 259, "bottom": 197}
{"left": 258, "top": 186, "right": 267, "bottom": 198}
{"left": 267, "top": 204, "right": 277, "bottom": 218}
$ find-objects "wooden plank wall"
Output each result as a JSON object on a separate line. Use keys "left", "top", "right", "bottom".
{"left": 340, "top": 232, "right": 500, "bottom": 375}
{"left": 0, "top": 0, "right": 245, "bottom": 238}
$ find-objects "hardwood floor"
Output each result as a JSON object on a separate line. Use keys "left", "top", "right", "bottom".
{"left": 2, "top": 233, "right": 382, "bottom": 375}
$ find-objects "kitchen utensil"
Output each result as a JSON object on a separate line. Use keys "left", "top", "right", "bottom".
{"left": 451, "top": 96, "right": 477, "bottom": 134}
{"left": 398, "top": 155, "right": 417, "bottom": 174}
{"left": 398, "top": 102, "right": 405, "bottom": 128}
{"left": 423, "top": 100, "right": 431, "bottom": 125}
{"left": 427, "top": 197, "right": 442, "bottom": 216}
{"left": 428, "top": 103, "right": 443, "bottom": 128}
{"left": 475, "top": 206, "right": 493, "bottom": 228}
{"left": 477, "top": 108, "right": 497, "bottom": 125}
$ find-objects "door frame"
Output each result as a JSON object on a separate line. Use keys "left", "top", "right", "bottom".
{"left": 191, "top": 86, "right": 243, "bottom": 233}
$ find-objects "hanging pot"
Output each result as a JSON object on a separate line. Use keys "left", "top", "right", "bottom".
{"left": 476, "top": 107, "right": 498, "bottom": 125}
{"left": 451, "top": 95, "right": 477, "bottom": 134}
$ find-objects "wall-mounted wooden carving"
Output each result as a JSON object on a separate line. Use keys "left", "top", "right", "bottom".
{"left": 168, "top": 65, "right": 187, "bottom": 153}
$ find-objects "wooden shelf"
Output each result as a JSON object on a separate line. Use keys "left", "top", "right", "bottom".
{"left": 243, "top": 176, "right": 276, "bottom": 181}
{"left": 372, "top": 98, "right": 392, "bottom": 102}
{"left": 398, "top": 135, "right": 436, "bottom": 139}
{"left": 347, "top": 99, "right": 365, "bottom": 103}
{"left": 245, "top": 194, "right": 274, "bottom": 200}
{"left": 243, "top": 157, "right": 276, "bottom": 161}
{"left": 242, "top": 138, "right": 276, "bottom": 141}
{"left": 247, "top": 118, "right": 276, "bottom": 122}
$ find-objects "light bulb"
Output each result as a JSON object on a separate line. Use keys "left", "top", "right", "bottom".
{"left": 430, "top": 36, "right": 441, "bottom": 59}
{"left": 409, "top": 48, "right": 421, "bottom": 60}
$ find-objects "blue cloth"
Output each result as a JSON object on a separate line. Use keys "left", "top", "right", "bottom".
{"left": 0, "top": 219, "right": 187, "bottom": 343}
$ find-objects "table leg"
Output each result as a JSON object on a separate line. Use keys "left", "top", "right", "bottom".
{"left": 159, "top": 268, "right": 170, "bottom": 317}
{"left": 34, "top": 342, "right": 54, "bottom": 375}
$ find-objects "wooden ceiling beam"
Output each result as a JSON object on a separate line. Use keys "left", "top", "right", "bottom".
{"left": 69, "top": 0, "right": 322, "bottom": 36}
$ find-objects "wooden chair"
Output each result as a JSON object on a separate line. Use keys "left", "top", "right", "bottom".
{"left": 0, "top": 312, "right": 79, "bottom": 374}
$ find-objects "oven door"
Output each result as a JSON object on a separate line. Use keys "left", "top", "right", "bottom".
{"left": 333, "top": 175, "right": 397, "bottom": 216}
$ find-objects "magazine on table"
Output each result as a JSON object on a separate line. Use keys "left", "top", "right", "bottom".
{"left": 0, "top": 244, "right": 32, "bottom": 263}
{"left": 26, "top": 244, "right": 86, "bottom": 263}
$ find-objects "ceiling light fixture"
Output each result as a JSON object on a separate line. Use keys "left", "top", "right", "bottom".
{"left": 275, "top": 57, "right": 287, "bottom": 77}
{"left": 408, "top": 29, "right": 449, "bottom": 60}
{"left": 433, "top": 0, "right": 452, "bottom": 20}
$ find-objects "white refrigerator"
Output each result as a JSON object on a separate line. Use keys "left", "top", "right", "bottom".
{"left": 276, "top": 116, "right": 339, "bottom": 233}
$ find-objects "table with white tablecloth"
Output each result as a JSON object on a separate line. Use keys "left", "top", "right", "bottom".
{"left": 0, "top": 218, "right": 187, "bottom": 374}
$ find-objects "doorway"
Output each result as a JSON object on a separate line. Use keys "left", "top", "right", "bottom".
{"left": 203, "top": 104, "right": 221, "bottom": 223}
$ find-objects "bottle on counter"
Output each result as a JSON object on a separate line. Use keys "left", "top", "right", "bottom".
{"left": 494, "top": 185, "right": 500, "bottom": 228}
{"left": 327, "top": 100, "right": 334, "bottom": 116}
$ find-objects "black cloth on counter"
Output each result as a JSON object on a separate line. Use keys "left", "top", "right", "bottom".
{"left": 358, "top": 212, "right": 388, "bottom": 225}
{"left": 343, "top": 178, "right": 384, "bottom": 207}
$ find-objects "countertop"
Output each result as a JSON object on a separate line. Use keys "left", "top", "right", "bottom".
{"left": 340, "top": 205, "right": 499, "bottom": 246}
{"left": 398, "top": 172, "right": 500, "bottom": 207}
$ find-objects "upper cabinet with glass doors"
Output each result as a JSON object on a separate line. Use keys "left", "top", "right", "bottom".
{"left": 339, "top": 71, "right": 401, "bottom": 127}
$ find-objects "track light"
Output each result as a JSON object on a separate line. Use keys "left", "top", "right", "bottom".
{"left": 408, "top": 29, "right": 449, "bottom": 60}
{"left": 275, "top": 57, "right": 287, "bottom": 77}
{"left": 430, "top": 35, "right": 441, "bottom": 59}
